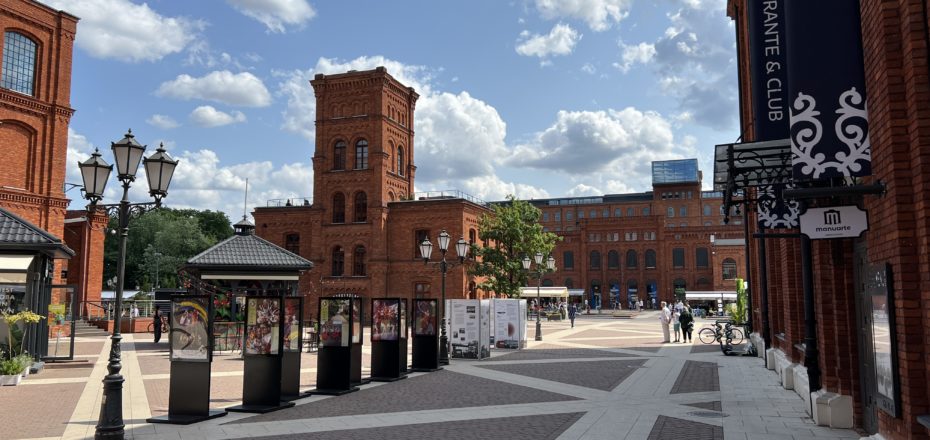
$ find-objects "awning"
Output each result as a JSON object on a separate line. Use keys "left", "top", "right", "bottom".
{"left": 519, "top": 286, "right": 568, "bottom": 298}
{"left": 567, "top": 289, "right": 585, "bottom": 297}
{"left": 685, "top": 291, "right": 737, "bottom": 300}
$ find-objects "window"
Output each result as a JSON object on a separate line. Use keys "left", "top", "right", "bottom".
{"left": 332, "top": 193, "right": 345, "bottom": 223}
{"left": 542, "top": 279, "right": 554, "bottom": 287}
{"left": 284, "top": 233, "right": 300, "bottom": 254}
{"left": 554, "top": 212, "right": 561, "bottom": 221}
{"left": 397, "top": 146, "right": 405, "bottom": 176}
{"left": 672, "top": 248, "right": 685, "bottom": 268}
{"left": 680, "top": 206, "right": 687, "bottom": 217}
{"left": 627, "top": 279, "right": 638, "bottom": 292}
{"left": 627, "top": 207, "right": 634, "bottom": 216}
{"left": 566, "top": 211, "right": 573, "bottom": 220}
{"left": 644, "top": 231, "right": 656, "bottom": 240}
{"left": 542, "top": 212, "right": 549, "bottom": 222}
{"left": 615, "top": 208, "right": 622, "bottom": 217}
{"left": 625, "top": 232, "right": 637, "bottom": 241}
{"left": 626, "top": 250, "right": 638, "bottom": 268}
{"left": 333, "top": 141, "right": 346, "bottom": 170}
{"left": 696, "top": 278, "right": 712, "bottom": 289}
{"left": 415, "top": 229, "right": 430, "bottom": 258}
{"left": 645, "top": 249, "right": 657, "bottom": 269}
{"left": 667, "top": 207, "right": 675, "bottom": 218}
{"left": 578, "top": 211, "right": 584, "bottom": 219}
{"left": 723, "top": 258, "right": 738, "bottom": 280}
{"left": 607, "top": 250, "right": 619, "bottom": 269}
{"left": 674, "top": 278, "right": 687, "bottom": 291}
{"left": 603, "top": 208, "right": 610, "bottom": 217}
{"left": 353, "top": 192, "right": 367, "bottom": 222}
{"left": 680, "top": 223, "right": 688, "bottom": 227}
{"left": 590, "top": 251, "right": 601, "bottom": 269}
{"left": 355, "top": 139, "right": 369, "bottom": 169}
{"left": 332, "top": 246, "right": 345, "bottom": 276}
{"left": 2, "top": 32, "right": 36, "bottom": 96}
{"left": 563, "top": 251, "right": 574, "bottom": 269}
{"left": 642, "top": 207, "right": 650, "bottom": 216}
{"left": 704, "top": 221, "right": 712, "bottom": 226}
{"left": 353, "top": 245, "right": 366, "bottom": 276}
{"left": 565, "top": 278, "right": 574, "bottom": 289}
{"left": 415, "top": 282, "right": 430, "bottom": 299}
{"left": 590, "top": 210, "right": 597, "bottom": 218}
{"left": 703, "top": 204, "right": 712, "bottom": 216}
{"left": 696, "top": 248, "right": 709, "bottom": 269}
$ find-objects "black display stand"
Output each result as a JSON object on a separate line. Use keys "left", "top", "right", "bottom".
{"left": 148, "top": 295, "right": 226, "bottom": 425}
{"left": 410, "top": 299, "right": 441, "bottom": 372}
{"left": 308, "top": 297, "right": 359, "bottom": 395}
{"left": 281, "top": 297, "right": 308, "bottom": 401}
{"left": 227, "top": 295, "right": 294, "bottom": 413}
{"left": 370, "top": 298, "right": 408, "bottom": 382}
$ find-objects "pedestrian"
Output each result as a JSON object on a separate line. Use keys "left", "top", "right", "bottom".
{"left": 568, "top": 302, "right": 577, "bottom": 328}
{"left": 584, "top": 299, "right": 589, "bottom": 314}
{"left": 153, "top": 305, "right": 162, "bottom": 343}
{"left": 131, "top": 303, "right": 139, "bottom": 318}
{"left": 659, "top": 301, "right": 671, "bottom": 343}
{"left": 672, "top": 308, "right": 681, "bottom": 342}
{"left": 679, "top": 303, "right": 694, "bottom": 343}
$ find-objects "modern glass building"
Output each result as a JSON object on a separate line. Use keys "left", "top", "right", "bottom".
{"left": 652, "top": 159, "right": 700, "bottom": 185}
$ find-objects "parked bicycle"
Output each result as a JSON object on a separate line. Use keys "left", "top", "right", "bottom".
{"left": 698, "top": 320, "right": 744, "bottom": 345}
{"left": 147, "top": 315, "right": 169, "bottom": 333}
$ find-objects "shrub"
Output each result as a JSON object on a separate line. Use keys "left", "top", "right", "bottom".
{"left": 0, "top": 359, "right": 21, "bottom": 375}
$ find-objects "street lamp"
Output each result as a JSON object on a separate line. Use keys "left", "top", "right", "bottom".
{"left": 153, "top": 252, "right": 162, "bottom": 290}
{"left": 419, "top": 230, "right": 468, "bottom": 365}
{"left": 522, "top": 252, "right": 556, "bottom": 341}
{"left": 79, "top": 130, "right": 178, "bottom": 439}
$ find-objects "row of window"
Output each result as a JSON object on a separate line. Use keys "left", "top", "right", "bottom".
{"left": 591, "top": 232, "right": 659, "bottom": 242}
{"left": 331, "top": 140, "right": 407, "bottom": 175}
{"left": 542, "top": 206, "right": 652, "bottom": 222}
{"left": 2, "top": 31, "right": 37, "bottom": 96}
{"left": 561, "top": 249, "right": 736, "bottom": 273}
{"left": 543, "top": 269, "right": 736, "bottom": 292}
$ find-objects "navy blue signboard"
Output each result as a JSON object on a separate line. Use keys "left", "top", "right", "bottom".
{"left": 748, "top": 0, "right": 788, "bottom": 141}
{"left": 787, "top": 0, "right": 871, "bottom": 181}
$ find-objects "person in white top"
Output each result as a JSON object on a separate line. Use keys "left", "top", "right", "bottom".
{"left": 130, "top": 304, "right": 139, "bottom": 318}
{"left": 672, "top": 309, "right": 681, "bottom": 342}
{"left": 659, "top": 301, "right": 671, "bottom": 343}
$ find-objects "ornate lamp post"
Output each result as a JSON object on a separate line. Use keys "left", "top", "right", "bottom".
{"left": 419, "top": 230, "right": 468, "bottom": 365}
{"left": 79, "top": 130, "right": 178, "bottom": 439}
{"left": 522, "top": 252, "right": 556, "bottom": 341}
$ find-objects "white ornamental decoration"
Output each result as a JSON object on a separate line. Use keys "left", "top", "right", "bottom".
{"left": 757, "top": 184, "right": 800, "bottom": 229}
{"left": 791, "top": 87, "right": 872, "bottom": 179}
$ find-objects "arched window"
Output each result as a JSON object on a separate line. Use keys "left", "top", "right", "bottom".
{"left": 723, "top": 258, "right": 738, "bottom": 280}
{"left": 607, "top": 250, "right": 619, "bottom": 269}
{"left": 397, "top": 146, "right": 405, "bottom": 176}
{"left": 332, "top": 246, "right": 345, "bottom": 276}
{"left": 284, "top": 233, "right": 300, "bottom": 254}
{"left": 696, "top": 247, "right": 709, "bottom": 268}
{"left": 354, "top": 192, "right": 367, "bottom": 222}
{"left": 542, "top": 279, "right": 554, "bottom": 287}
{"left": 626, "top": 250, "right": 638, "bottom": 268}
{"left": 672, "top": 248, "right": 685, "bottom": 268}
{"left": 355, "top": 139, "right": 369, "bottom": 169}
{"left": 667, "top": 207, "right": 675, "bottom": 217}
{"left": 388, "top": 191, "right": 396, "bottom": 202}
{"left": 590, "top": 250, "right": 601, "bottom": 269}
{"left": 563, "top": 251, "right": 574, "bottom": 269}
{"left": 333, "top": 141, "right": 346, "bottom": 170}
{"left": 332, "top": 193, "right": 345, "bottom": 223}
{"left": 627, "top": 279, "right": 638, "bottom": 291}
{"left": 564, "top": 278, "right": 574, "bottom": 289}
{"left": 2, "top": 32, "right": 37, "bottom": 96}
{"left": 673, "top": 278, "right": 687, "bottom": 290}
{"left": 353, "top": 245, "right": 366, "bottom": 276}
{"left": 645, "top": 249, "right": 657, "bottom": 269}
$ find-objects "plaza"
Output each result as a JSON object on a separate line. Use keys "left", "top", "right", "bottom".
{"left": 6, "top": 313, "right": 859, "bottom": 440}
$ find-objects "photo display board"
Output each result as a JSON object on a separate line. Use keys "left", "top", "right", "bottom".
{"left": 492, "top": 299, "right": 526, "bottom": 349}
{"left": 244, "top": 297, "right": 281, "bottom": 356}
{"left": 413, "top": 299, "right": 437, "bottom": 336}
{"left": 283, "top": 297, "right": 302, "bottom": 352}
{"left": 170, "top": 295, "right": 211, "bottom": 362}
{"left": 372, "top": 299, "right": 399, "bottom": 341}
{"left": 446, "top": 299, "right": 489, "bottom": 359}
{"left": 867, "top": 263, "right": 900, "bottom": 417}
{"left": 352, "top": 300, "right": 362, "bottom": 344}
{"left": 399, "top": 300, "right": 407, "bottom": 339}
{"left": 320, "top": 298, "right": 351, "bottom": 347}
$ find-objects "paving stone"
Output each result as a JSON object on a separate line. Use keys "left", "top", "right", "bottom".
{"left": 476, "top": 358, "right": 646, "bottom": 391}
{"left": 243, "top": 412, "right": 585, "bottom": 440}
{"left": 684, "top": 401, "right": 722, "bottom": 411}
{"left": 232, "top": 370, "right": 580, "bottom": 424}
{"left": 670, "top": 360, "right": 720, "bottom": 394}
{"left": 495, "top": 347, "right": 628, "bottom": 361}
{"left": 1, "top": 382, "right": 85, "bottom": 439}
{"left": 691, "top": 343, "right": 724, "bottom": 354}
{"left": 647, "top": 415, "right": 723, "bottom": 440}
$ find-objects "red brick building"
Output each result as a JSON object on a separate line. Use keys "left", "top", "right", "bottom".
{"left": 729, "top": 0, "right": 930, "bottom": 438}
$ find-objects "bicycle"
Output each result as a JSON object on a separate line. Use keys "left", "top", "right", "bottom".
{"left": 697, "top": 320, "right": 744, "bottom": 345}
{"left": 147, "top": 315, "right": 169, "bottom": 333}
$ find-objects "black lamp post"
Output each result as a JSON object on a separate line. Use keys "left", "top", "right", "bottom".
{"left": 522, "top": 252, "right": 555, "bottom": 341}
{"left": 419, "top": 230, "right": 468, "bottom": 365}
{"left": 79, "top": 130, "right": 177, "bottom": 439}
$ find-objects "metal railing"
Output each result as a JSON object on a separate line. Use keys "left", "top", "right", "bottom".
{"left": 79, "top": 299, "right": 167, "bottom": 321}
{"left": 266, "top": 197, "right": 313, "bottom": 207}
{"left": 412, "top": 190, "right": 487, "bottom": 206}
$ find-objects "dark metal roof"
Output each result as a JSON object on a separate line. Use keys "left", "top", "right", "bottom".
{"left": 0, "top": 207, "right": 74, "bottom": 257}
{"left": 185, "top": 232, "right": 312, "bottom": 271}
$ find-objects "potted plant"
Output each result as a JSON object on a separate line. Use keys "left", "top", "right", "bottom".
{"left": 17, "top": 353, "right": 32, "bottom": 377}
{"left": 0, "top": 310, "right": 44, "bottom": 376}
{"left": 0, "top": 358, "right": 22, "bottom": 386}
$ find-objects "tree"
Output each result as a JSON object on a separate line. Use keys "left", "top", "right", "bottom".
{"left": 469, "top": 196, "right": 561, "bottom": 297}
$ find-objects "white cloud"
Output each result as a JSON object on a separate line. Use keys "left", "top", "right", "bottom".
{"left": 189, "top": 106, "right": 247, "bottom": 127}
{"left": 458, "top": 175, "right": 550, "bottom": 202}
{"left": 146, "top": 114, "right": 180, "bottom": 130}
{"left": 226, "top": 0, "right": 316, "bottom": 33}
{"left": 515, "top": 24, "right": 582, "bottom": 58}
{"left": 613, "top": 41, "right": 656, "bottom": 73}
{"left": 44, "top": 0, "right": 203, "bottom": 62}
{"left": 581, "top": 63, "right": 596, "bottom": 74}
{"left": 534, "top": 0, "right": 632, "bottom": 31}
{"left": 566, "top": 183, "right": 603, "bottom": 197}
{"left": 156, "top": 71, "right": 272, "bottom": 107}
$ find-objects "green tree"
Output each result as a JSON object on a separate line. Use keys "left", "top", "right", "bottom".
{"left": 469, "top": 196, "right": 561, "bottom": 297}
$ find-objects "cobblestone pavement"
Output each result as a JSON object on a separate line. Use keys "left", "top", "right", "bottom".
{"left": 13, "top": 315, "right": 865, "bottom": 439}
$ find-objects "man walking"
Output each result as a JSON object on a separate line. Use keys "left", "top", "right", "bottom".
{"left": 568, "top": 302, "right": 577, "bottom": 328}
{"left": 153, "top": 305, "right": 162, "bottom": 343}
{"left": 659, "top": 301, "right": 671, "bottom": 343}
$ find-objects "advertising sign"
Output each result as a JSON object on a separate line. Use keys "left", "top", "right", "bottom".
{"left": 414, "top": 299, "right": 437, "bottom": 336}
{"left": 244, "top": 297, "right": 280, "bottom": 356}
{"left": 351, "top": 300, "right": 362, "bottom": 344}
{"left": 170, "top": 296, "right": 211, "bottom": 362}
{"left": 799, "top": 205, "right": 868, "bottom": 239}
{"left": 48, "top": 303, "right": 66, "bottom": 326}
{"left": 372, "top": 299, "right": 399, "bottom": 341}
{"left": 320, "top": 298, "right": 350, "bottom": 347}
{"left": 282, "top": 298, "right": 301, "bottom": 352}
{"left": 492, "top": 299, "right": 523, "bottom": 349}
{"left": 447, "top": 300, "right": 489, "bottom": 359}
{"left": 866, "top": 263, "right": 900, "bottom": 417}
{"left": 747, "top": 0, "right": 788, "bottom": 141}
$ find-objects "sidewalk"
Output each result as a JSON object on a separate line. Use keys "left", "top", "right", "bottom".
{"left": 12, "top": 317, "right": 863, "bottom": 439}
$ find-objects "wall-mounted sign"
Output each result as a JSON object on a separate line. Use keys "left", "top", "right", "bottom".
{"left": 799, "top": 205, "right": 868, "bottom": 239}
{"left": 748, "top": 0, "right": 788, "bottom": 141}
{"left": 865, "top": 263, "right": 900, "bottom": 418}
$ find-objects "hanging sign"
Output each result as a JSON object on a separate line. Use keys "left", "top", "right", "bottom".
{"left": 748, "top": 0, "right": 788, "bottom": 141}
{"left": 799, "top": 205, "right": 868, "bottom": 239}
{"left": 787, "top": 0, "right": 871, "bottom": 181}
{"left": 757, "top": 183, "right": 800, "bottom": 229}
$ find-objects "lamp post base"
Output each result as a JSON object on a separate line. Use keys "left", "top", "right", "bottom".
{"left": 535, "top": 319, "right": 542, "bottom": 341}
{"left": 439, "top": 334, "right": 450, "bottom": 365}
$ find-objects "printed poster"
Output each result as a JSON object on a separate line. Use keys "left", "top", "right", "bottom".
{"left": 447, "top": 299, "right": 487, "bottom": 359}
{"left": 283, "top": 298, "right": 301, "bottom": 352}
{"left": 372, "top": 299, "right": 399, "bottom": 341}
{"left": 171, "top": 296, "right": 210, "bottom": 361}
{"left": 320, "top": 298, "right": 350, "bottom": 347}
{"left": 244, "top": 297, "right": 280, "bottom": 356}
{"left": 414, "top": 300, "right": 437, "bottom": 336}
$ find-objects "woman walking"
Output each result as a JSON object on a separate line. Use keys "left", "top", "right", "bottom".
{"left": 679, "top": 303, "right": 694, "bottom": 343}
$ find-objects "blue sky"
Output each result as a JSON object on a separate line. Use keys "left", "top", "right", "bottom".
{"left": 54, "top": 0, "right": 738, "bottom": 221}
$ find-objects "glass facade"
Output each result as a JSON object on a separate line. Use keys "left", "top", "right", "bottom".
{"left": 652, "top": 159, "right": 699, "bottom": 184}
{"left": 2, "top": 32, "right": 36, "bottom": 96}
